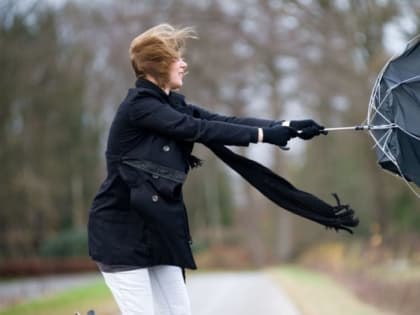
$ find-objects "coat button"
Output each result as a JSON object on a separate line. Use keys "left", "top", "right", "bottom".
{"left": 152, "top": 195, "right": 159, "bottom": 202}
{"left": 162, "top": 145, "right": 170, "bottom": 152}
{"left": 152, "top": 174, "right": 159, "bottom": 179}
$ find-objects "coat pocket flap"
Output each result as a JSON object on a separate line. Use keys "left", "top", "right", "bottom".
{"left": 119, "top": 159, "right": 185, "bottom": 200}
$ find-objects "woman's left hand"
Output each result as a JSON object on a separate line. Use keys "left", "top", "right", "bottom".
{"left": 290, "top": 119, "right": 327, "bottom": 140}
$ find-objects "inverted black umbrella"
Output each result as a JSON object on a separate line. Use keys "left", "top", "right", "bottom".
{"left": 323, "top": 34, "right": 420, "bottom": 193}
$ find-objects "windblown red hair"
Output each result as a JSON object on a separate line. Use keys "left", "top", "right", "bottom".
{"left": 129, "top": 24, "right": 197, "bottom": 87}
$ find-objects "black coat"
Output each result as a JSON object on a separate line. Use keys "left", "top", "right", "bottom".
{"left": 88, "top": 79, "right": 277, "bottom": 269}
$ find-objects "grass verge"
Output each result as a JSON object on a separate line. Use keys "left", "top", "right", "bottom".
{"left": 267, "top": 265, "right": 395, "bottom": 315}
{"left": 0, "top": 280, "right": 118, "bottom": 315}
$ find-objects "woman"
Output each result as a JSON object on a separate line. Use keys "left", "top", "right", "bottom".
{"left": 88, "top": 24, "right": 326, "bottom": 315}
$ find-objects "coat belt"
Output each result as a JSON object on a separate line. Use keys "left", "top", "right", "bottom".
{"left": 122, "top": 159, "right": 186, "bottom": 183}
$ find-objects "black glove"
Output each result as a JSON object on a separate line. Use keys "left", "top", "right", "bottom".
{"left": 290, "top": 119, "right": 327, "bottom": 140}
{"left": 298, "top": 126, "right": 322, "bottom": 140}
{"left": 290, "top": 119, "right": 321, "bottom": 130}
{"left": 263, "top": 126, "right": 297, "bottom": 147}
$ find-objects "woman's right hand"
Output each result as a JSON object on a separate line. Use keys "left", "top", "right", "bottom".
{"left": 262, "top": 126, "right": 297, "bottom": 147}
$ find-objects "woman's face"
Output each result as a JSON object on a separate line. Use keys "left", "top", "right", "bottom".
{"left": 167, "top": 58, "right": 188, "bottom": 90}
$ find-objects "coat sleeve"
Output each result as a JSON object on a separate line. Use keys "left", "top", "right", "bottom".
{"left": 188, "top": 103, "right": 281, "bottom": 128}
{"left": 129, "top": 96, "right": 258, "bottom": 146}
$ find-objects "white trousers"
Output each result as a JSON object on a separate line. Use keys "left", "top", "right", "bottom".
{"left": 101, "top": 265, "right": 191, "bottom": 315}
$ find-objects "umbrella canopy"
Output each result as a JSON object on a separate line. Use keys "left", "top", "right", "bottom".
{"left": 368, "top": 35, "right": 420, "bottom": 187}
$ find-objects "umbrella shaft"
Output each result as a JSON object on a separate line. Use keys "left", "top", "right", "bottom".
{"left": 323, "top": 124, "right": 396, "bottom": 132}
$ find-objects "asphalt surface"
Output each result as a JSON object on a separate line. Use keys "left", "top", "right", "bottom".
{"left": 187, "top": 271, "right": 301, "bottom": 315}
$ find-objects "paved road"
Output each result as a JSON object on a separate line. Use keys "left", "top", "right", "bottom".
{"left": 187, "top": 271, "right": 301, "bottom": 315}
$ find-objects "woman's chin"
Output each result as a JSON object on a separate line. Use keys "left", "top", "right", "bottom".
{"left": 171, "top": 82, "right": 183, "bottom": 90}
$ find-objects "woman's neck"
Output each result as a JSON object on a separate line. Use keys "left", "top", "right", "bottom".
{"left": 145, "top": 75, "right": 170, "bottom": 94}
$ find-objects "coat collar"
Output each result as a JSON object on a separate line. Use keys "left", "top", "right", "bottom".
{"left": 135, "top": 78, "right": 169, "bottom": 100}
{"left": 135, "top": 78, "right": 186, "bottom": 106}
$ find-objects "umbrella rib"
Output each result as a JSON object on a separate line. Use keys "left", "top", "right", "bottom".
{"left": 369, "top": 83, "right": 420, "bottom": 141}
{"left": 372, "top": 92, "right": 420, "bottom": 141}
{"left": 371, "top": 128, "right": 392, "bottom": 150}
{"left": 367, "top": 81, "right": 392, "bottom": 126}
{"left": 368, "top": 92, "right": 379, "bottom": 122}
{"left": 375, "top": 90, "right": 393, "bottom": 118}
{"left": 369, "top": 82, "right": 394, "bottom": 126}
{"left": 396, "top": 125, "right": 420, "bottom": 141}
{"left": 369, "top": 129, "right": 396, "bottom": 165}
{"left": 369, "top": 74, "right": 420, "bottom": 128}
{"left": 376, "top": 74, "right": 420, "bottom": 114}
{"left": 394, "top": 74, "right": 420, "bottom": 85}
{"left": 369, "top": 100, "right": 393, "bottom": 126}
{"left": 367, "top": 76, "right": 382, "bottom": 123}
{"left": 367, "top": 52, "right": 394, "bottom": 124}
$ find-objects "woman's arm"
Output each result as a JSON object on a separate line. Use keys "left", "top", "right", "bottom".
{"left": 187, "top": 104, "right": 325, "bottom": 140}
{"left": 187, "top": 103, "right": 282, "bottom": 128}
{"left": 129, "top": 96, "right": 259, "bottom": 146}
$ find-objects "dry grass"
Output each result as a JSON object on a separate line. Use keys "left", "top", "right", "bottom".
{"left": 267, "top": 265, "right": 396, "bottom": 315}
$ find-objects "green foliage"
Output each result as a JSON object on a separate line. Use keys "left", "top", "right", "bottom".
{"left": 216, "top": 167, "right": 234, "bottom": 227}
{"left": 0, "top": 280, "right": 116, "bottom": 315}
{"left": 190, "top": 239, "right": 209, "bottom": 254}
{"left": 0, "top": 4, "right": 102, "bottom": 257}
{"left": 391, "top": 191, "right": 420, "bottom": 232}
{"left": 39, "top": 229, "right": 88, "bottom": 258}
{"left": 184, "top": 155, "right": 235, "bottom": 237}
